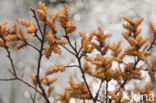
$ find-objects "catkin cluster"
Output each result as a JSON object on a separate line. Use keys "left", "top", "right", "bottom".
{"left": 0, "top": 21, "right": 27, "bottom": 50}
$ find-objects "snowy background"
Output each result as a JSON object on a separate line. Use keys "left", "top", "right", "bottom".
{"left": 0, "top": 0, "right": 156, "bottom": 103}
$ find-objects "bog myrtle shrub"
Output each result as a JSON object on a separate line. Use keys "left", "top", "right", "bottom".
{"left": 0, "top": 1, "right": 156, "bottom": 103}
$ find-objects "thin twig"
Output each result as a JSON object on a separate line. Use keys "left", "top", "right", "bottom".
{"left": 30, "top": 8, "right": 43, "bottom": 36}
{"left": 5, "top": 47, "right": 17, "bottom": 77}
{"left": 94, "top": 80, "right": 104, "bottom": 103}
{"left": 0, "top": 78, "right": 16, "bottom": 81}
{"left": 24, "top": 41, "right": 40, "bottom": 51}
{"left": 0, "top": 77, "right": 42, "bottom": 95}
{"left": 61, "top": 45, "right": 76, "bottom": 56}
{"left": 34, "top": 32, "right": 42, "bottom": 42}
{"left": 64, "top": 30, "right": 77, "bottom": 54}
{"left": 105, "top": 80, "right": 109, "bottom": 103}
{"left": 64, "top": 30, "right": 94, "bottom": 101}
{"left": 65, "top": 65, "right": 79, "bottom": 68}
{"left": 17, "top": 77, "right": 42, "bottom": 95}
{"left": 35, "top": 19, "right": 50, "bottom": 103}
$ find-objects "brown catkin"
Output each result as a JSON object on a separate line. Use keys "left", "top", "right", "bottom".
{"left": 15, "top": 42, "right": 27, "bottom": 50}
{"left": 45, "top": 47, "right": 53, "bottom": 59}
{"left": 12, "top": 21, "right": 18, "bottom": 33}
{"left": 5, "top": 35, "right": 19, "bottom": 41}
{"left": 27, "top": 24, "right": 37, "bottom": 34}
{"left": 19, "top": 28, "right": 27, "bottom": 41}
{"left": 38, "top": 1, "right": 47, "bottom": 15}
{"left": 46, "top": 32, "right": 55, "bottom": 46}
{"left": 37, "top": 9, "right": 46, "bottom": 21}
{"left": 18, "top": 19, "right": 31, "bottom": 27}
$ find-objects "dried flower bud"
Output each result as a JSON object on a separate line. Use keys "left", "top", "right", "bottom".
{"left": 55, "top": 40, "right": 67, "bottom": 45}
{"left": 46, "top": 32, "right": 55, "bottom": 46}
{"left": 123, "top": 24, "right": 135, "bottom": 32}
{"left": 38, "top": 1, "right": 47, "bottom": 15}
{"left": 109, "top": 41, "right": 122, "bottom": 57}
{"left": 79, "top": 32, "right": 87, "bottom": 42}
{"left": 65, "top": 76, "right": 91, "bottom": 100}
{"left": 65, "top": 22, "right": 76, "bottom": 33}
{"left": 136, "top": 36, "right": 149, "bottom": 49}
{"left": 59, "top": 4, "right": 69, "bottom": 28}
{"left": 42, "top": 77, "right": 57, "bottom": 85}
{"left": 128, "top": 37, "right": 137, "bottom": 46}
{"left": 46, "top": 17, "right": 58, "bottom": 33}
{"left": 27, "top": 24, "right": 37, "bottom": 34}
{"left": 46, "top": 65, "right": 65, "bottom": 75}
{"left": 52, "top": 12, "right": 60, "bottom": 22}
{"left": 15, "top": 42, "right": 27, "bottom": 50}
{"left": 18, "top": 19, "right": 31, "bottom": 27}
{"left": 123, "top": 16, "right": 135, "bottom": 25}
{"left": 55, "top": 92, "right": 70, "bottom": 103}
{"left": 149, "top": 22, "right": 156, "bottom": 37}
{"left": 19, "top": 28, "right": 27, "bottom": 41}
{"left": 52, "top": 45, "right": 62, "bottom": 55}
{"left": 135, "top": 17, "right": 144, "bottom": 27}
{"left": 37, "top": 9, "right": 46, "bottom": 21}
{"left": 45, "top": 47, "right": 53, "bottom": 59}
{"left": 12, "top": 21, "right": 18, "bottom": 34}
{"left": 5, "top": 35, "right": 19, "bottom": 41}
{"left": 135, "top": 29, "right": 142, "bottom": 37}
{"left": 137, "top": 51, "right": 150, "bottom": 60}
{"left": 64, "top": 4, "right": 68, "bottom": 21}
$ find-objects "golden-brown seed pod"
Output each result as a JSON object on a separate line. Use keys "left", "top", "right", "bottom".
{"left": 48, "top": 78, "right": 57, "bottom": 84}
{"left": 46, "top": 32, "right": 55, "bottom": 46}
{"left": 79, "top": 32, "right": 87, "bottom": 41}
{"left": 45, "top": 47, "right": 53, "bottom": 59}
{"left": 123, "top": 16, "right": 135, "bottom": 25}
{"left": 46, "top": 17, "right": 58, "bottom": 33}
{"left": 46, "top": 65, "right": 65, "bottom": 75}
{"left": 135, "top": 17, "right": 144, "bottom": 27}
{"left": 19, "top": 28, "right": 27, "bottom": 41}
{"left": 55, "top": 40, "right": 67, "bottom": 45}
{"left": 52, "top": 45, "right": 62, "bottom": 55}
{"left": 12, "top": 21, "right": 18, "bottom": 34}
{"left": 58, "top": 4, "right": 69, "bottom": 28}
{"left": 42, "top": 77, "right": 57, "bottom": 85}
{"left": 55, "top": 92, "right": 70, "bottom": 103}
{"left": 149, "top": 22, "right": 156, "bottom": 37}
{"left": 37, "top": 9, "right": 46, "bottom": 21}
{"left": 5, "top": 35, "right": 19, "bottom": 41}
{"left": 65, "top": 22, "right": 76, "bottom": 33}
{"left": 123, "top": 24, "right": 135, "bottom": 32}
{"left": 18, "top": 19, "right": 31, "bottom": 27}
{"left": 136, "top": 36, "right": 149, "bottom": 49}
{"left": 38, "top": 1, "right": 47, "bottom": 15}
{"left": 63, "top": 4, "right": 69, "bottom": 21}
{"left": 52, "top": 12, "right": 60, "bottom": 23}
{"left": 134, "top": 29, "right": 142, "bottom": 37}
{"left": 27, "top": 24, "right": 37, "bottom": 34}
{"left": 15, "top": 42, "right": 27, "bottom": 50}
{"left": 127, "top": 37, "right": 137, "bottom": 46}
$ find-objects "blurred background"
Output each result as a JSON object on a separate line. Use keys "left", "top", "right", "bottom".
{"left": 0, "top": 0, "right": 156, "bottom": 103}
